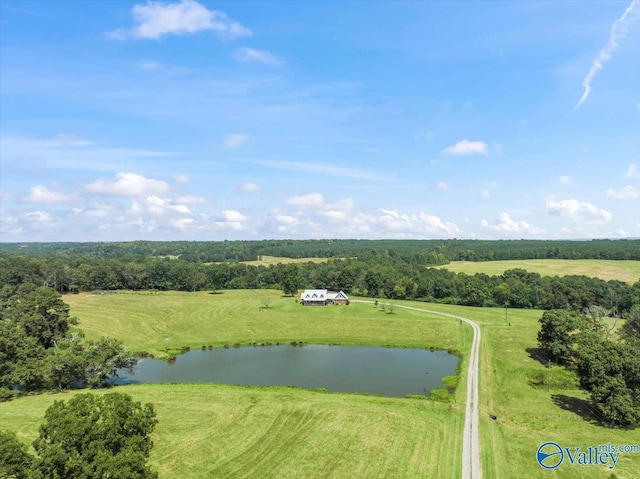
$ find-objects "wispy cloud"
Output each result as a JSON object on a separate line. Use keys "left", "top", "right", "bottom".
{"left": 575, "top": 0, "right": 640, "bottom": 110}
{"left": 627, "top": 163, "right": 640, "bottom": 179}
{"left": 108, "top": 0, "right": 252, "bottom": 41}
{"left": 607, "top": 185, "right": 639, "bottom": 199}
{"left": 236, "top": 182, "right": 261, "bottom": 193}
{"left": 233, "top": 47, "right": 283, "bottom": 66}
{"left": 224, "top": 134, "right": 250, "bottom": 149}
{"left": 250, "top": 160, "right": 382, "bottom": 180}
{"left": 285, "top": 193, "right": 324, "bottom": 207}
{"left": 443, "top": 140, "right": 488, "bottom": 155}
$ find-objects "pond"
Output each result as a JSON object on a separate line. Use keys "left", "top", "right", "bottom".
{"left": 114, "top": 345, "right": 459, "bottom": 397}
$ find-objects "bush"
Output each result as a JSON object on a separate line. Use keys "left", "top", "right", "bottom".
{"left": 0, "top": 387, "right": 13, "bottom": 402}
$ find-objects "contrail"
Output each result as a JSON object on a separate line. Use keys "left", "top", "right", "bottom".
{"left": 575, "top": 0, "right": 639, "bottom": 110}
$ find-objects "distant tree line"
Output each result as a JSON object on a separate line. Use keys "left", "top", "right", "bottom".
{"left": 1, "top": 254, "right": 638, "bottom": 316}
{"left": 538, "top": 305, "right": 640, "bottom": 427}
{"left": 1, "top": 238, "right": 639, "bottom": 262}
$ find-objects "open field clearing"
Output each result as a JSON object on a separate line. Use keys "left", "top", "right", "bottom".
{"left": 213, "top": 255, "right": 333, "bottom": 266}
{"left": 0, "top": 383, "right": 463, "bottom": 479}
{"left": 2, "top": 292, "right": 638, "bottom": 478}
{"left": 63, "top": 290, "right": 471, "bottom": 359}
{"left": 439, "top": 259, "right": 640, "bottom": 283}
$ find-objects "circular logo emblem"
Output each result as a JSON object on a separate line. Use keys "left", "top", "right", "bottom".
{"left": 537, "top": 442, "right": 564, "bottom": 470}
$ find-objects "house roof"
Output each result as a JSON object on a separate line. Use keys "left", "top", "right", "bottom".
{"left": 301, "top": 289, "right": 348, "bottom": 300}
{"left": 326, "top": 290, "right": 348, "bottom": 300}
{"left": 301, "top": 289, "right": 327, "bottom": 300}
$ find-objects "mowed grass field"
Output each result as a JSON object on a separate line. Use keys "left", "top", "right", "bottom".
{"left": 63, "top": 290, "right": 471, "bottom": 358}
{"left": 2, "top": 291, "right": 639, "bottom": 478}
{"left": 439, "top": 259, "right": 640, "bottom": 283}
{"left": 0, "top": 383, "right": 462, "bottom": 479}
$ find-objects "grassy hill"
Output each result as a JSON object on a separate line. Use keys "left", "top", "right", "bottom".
{"left": 439, "top": 259, "right": 640, "bottom": 283}
{"left": 2, "top": 292, "right": 639, "bottom": 478}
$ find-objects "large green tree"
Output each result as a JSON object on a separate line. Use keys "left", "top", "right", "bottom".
{"left": 537, "top": 310, "right": 586, "bottom": 365}
{"left": 30, "top": 393, "right": 158, "bottom": 479}
{"left": 576, "top": 337, "right": 640, "bottom": 427}
{"left": 0, "top": 430, "right": 33, "bottom": 479}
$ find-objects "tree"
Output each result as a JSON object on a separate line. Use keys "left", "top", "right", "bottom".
{"left": 82, "top": 337, "right": 137, "bottom": 388}
{"left": 0, "top": 430, "right": 33, "bottom": 479}
{"left": 537, "top": 310, "right": 586, "bottom": 365}
{"left": 620, "top": 304, "right": 640, "bottom": 346}
{"left": 576, "top": 337, "right": 640, "bottom": 427}
{"left": 280, "top": 264, "right": 300, "bottom": 297}
{"left": 30, "top": 393, "right": 157, "bottom": 479}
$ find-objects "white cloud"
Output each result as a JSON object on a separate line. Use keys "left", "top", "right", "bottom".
{"left": 607, "top": 185, "right": 639, "bottom": 199}
{"left": 217, "top": 210, "right": 246, "bottom": 223}
{"left": 224, "top": 134, "right": 250, "bottom": 149}
{"left": 443, "top": 140, "right": 488, "bottom": 155}
{"left": 285, "top": 192, "right": 324, "bottom": 207}
{"left": 214, "top": 210, "right": 247, "bottom": 231}
{"left": 480, "top": 190, "right": 491, "bottom": 198}
{"left": 170, "top": 218, "right": 195, "bottom": 230}
{"left": 132, "top": 195, "right": 193, "bottom": 216}
{"left": 87, "top": 172, "right": 169, "bottom": 196}
{"left": 546, "top": 198, "right": 613, "bottom": 225}
{"left": 236, "top": 182, "right": 261, "bottom": 193}
{"left": 233, "top": 47, "right": 283, "bottom": 66}
{"left": 627, "top": 163, "right": 640, "bottom": 179}
{"left": 559, "top": 176, "right": 571, "bottom": 185}
{"left": 575, "top": 0, "right": 640, "bottom": 109}
{"left": 376, "top": 210, "right": 460, "bottom": 236}
{"left": 275, "top": 214, "right": 299, "bottom": 226}
{"left": 481, "top": 213, "right": 543, "bottom": 235}
{"left": 436, "top": 181, "right": 451, "bottom": 190}
{"left": 109, "top": 0, "right": 252, "bottom": 40}
{"left": 25, "top": 185, "right": 77, "bottom": 203}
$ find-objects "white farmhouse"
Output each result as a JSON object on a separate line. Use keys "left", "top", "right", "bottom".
{"left": 300, "top": 289, "right": 349, "bottom": 306}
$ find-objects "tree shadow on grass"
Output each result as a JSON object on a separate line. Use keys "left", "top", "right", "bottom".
{"left": 525, "top": 347, "right": 551, "bottom": 367}
{"left": 551, "top": 394, "right": 609, "bottom": 428}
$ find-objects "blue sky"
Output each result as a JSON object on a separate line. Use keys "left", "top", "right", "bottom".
{"left": 1, "top": 0, "right": 639, "bottom": 241}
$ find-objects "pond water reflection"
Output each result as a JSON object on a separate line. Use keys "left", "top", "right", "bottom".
{"left": 115, "top": 345, "right": 459, "bottom": 397}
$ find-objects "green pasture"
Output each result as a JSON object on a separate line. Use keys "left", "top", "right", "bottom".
{"left": 2, "top": 291, "right": 639, "bottom": 478}
{"left": 398, "top": 301, "right": 640, "bottom": 479}
{"left": 64, "top": 290, "right": 471, "bottom": 359}
{"left": 439, "top": 259, "right": 640, "bottom": 283}
{"left": 0, "top": 383, "right": 462, "bottom": 479}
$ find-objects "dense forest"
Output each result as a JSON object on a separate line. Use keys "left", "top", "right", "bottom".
{"left": 1, "top": 238, "right": 639, "bottom": 262}
{"left": 1, "top": 248, "right": 638, "bottom": 316}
